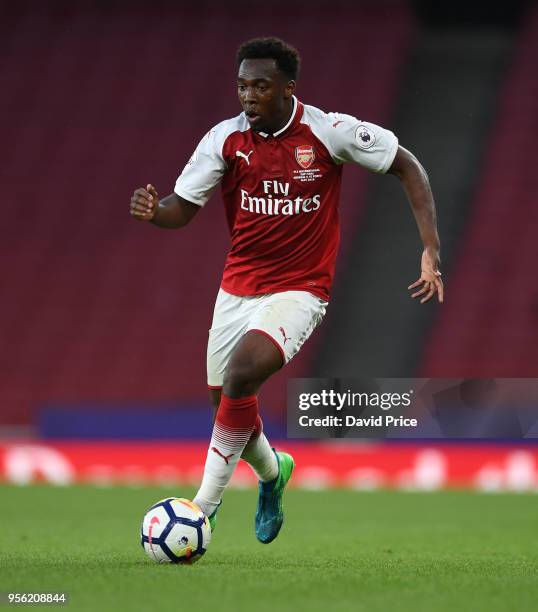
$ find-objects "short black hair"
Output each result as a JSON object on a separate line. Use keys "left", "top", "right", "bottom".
{"left": 236, "top": 37, "right": 300, "bottom": 81}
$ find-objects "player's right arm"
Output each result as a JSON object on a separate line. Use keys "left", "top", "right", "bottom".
{"left": 130, "top": 119, "right": 234, "bottom": 228}
{"left": 130, "top": 183, "right": 200, "bottom": 228}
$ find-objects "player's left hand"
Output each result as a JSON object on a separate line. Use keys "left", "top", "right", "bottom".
{"left": 408, "top": 247, "right": 444, "bottom": 304}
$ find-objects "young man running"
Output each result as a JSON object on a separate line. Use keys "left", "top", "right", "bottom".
{"left": 129, "top": 37, "right": 443, "bottom": 544}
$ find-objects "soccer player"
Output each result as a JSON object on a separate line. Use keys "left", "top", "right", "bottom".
{"left": 129, "top": 37, "right": 443, "bottom": 543}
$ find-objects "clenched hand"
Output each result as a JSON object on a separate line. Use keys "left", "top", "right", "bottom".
{"left": 130, "top": 184, "right": 159, "bottom": 221}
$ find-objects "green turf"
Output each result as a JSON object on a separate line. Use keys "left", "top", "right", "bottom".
{"left": 1, "top": 485, "right": 537, "bottom": 611}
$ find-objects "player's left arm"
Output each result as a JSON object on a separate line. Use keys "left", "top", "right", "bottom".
{"left": 388, "top": 145, "right": 444, "bottom": 304}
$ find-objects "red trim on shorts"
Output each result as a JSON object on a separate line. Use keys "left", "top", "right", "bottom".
{"left": 247, "top": 328, "right": 285, "bottom": 365}
{"left": 207, "top": 385, "right": 223, "bottom": 390}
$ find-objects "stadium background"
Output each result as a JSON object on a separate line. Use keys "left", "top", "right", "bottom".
{"left": 1, "top": 0, "right": 537, "bottom": 491}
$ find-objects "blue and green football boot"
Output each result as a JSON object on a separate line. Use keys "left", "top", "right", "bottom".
{"left": 255, "top": 450, "right": 295, "bottom": 544}
{"left": 207, "top": 500, "right": 222, "bottom": 533}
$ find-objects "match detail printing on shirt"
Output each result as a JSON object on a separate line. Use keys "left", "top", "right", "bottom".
{"left": 174, "top": 97, "right": 398, "bottom": 300}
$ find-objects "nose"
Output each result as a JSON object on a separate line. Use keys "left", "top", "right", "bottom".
{"left": 243, "top": 86, "right": 258, "bottom": 104}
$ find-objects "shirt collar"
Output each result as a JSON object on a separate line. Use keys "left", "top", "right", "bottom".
{"left": 258, "top": 95, "right": 298, "bottom": 139}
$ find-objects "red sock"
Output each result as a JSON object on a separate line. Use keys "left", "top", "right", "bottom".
{"left": 194, "top": 393, "right": 259, "bottom": 515}
{"left": 213, "top": 394, "right": 259, "bottom": 445}
{"left": 247, "top": 415, "right": 263, "bottom": 443}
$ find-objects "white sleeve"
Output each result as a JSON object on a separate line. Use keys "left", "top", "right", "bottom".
{"left": 174, "top": 127, "right": 227, "bottom": 207}
{"left": 306, "top": 107, "right": 399, "bottom": 174}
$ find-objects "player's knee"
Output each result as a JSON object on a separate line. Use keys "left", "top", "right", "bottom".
{"left": 222, "top": 359, "right": 260, "bottom": 398}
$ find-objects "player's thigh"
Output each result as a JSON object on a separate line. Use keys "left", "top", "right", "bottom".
{"left": 246, "top": 291, "right": 328, "bottom": 365}
{"left": 206, "top": 289, "right": 256, "bottom": 388}
{"left": 224, "top": 328, "right": 284, "bottom": 390}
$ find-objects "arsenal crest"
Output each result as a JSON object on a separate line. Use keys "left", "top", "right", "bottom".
{"left": 295, "top": 145, "right": 315, "bottom": 169}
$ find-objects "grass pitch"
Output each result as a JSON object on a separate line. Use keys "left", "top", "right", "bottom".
{"left": 1, "top": 485, "right": 537, "bottom": 611}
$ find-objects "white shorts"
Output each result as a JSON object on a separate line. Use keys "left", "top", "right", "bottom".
{"left": 207, "top": 288, "right": 328, "bottom": 388}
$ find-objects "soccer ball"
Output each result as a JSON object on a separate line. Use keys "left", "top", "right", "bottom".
{"left": 141, "top": 497, "right": 211, "bottom": 564}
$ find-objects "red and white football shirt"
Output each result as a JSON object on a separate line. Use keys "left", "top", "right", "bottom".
{"left": 174, "top": 97, "right": 398, "bottom": 301}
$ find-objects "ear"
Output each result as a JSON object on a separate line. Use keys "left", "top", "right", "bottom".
{"left": 284, "top": 80, "right": 296, "bottom": 99}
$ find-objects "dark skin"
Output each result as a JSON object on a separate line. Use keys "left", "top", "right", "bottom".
{"left": 129, "top": 58, "right": 443, "bottom": 408}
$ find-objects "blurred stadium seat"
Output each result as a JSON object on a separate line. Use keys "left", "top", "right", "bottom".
{"left": 420, "top": 4, "right": 538, "bottom": 377}
{"left": 0, "top": 1, "right": 412, "bottom": 426}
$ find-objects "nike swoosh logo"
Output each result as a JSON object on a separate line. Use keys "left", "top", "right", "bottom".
{"left": 148, "top": 515, "right": 160, "bottom": 549}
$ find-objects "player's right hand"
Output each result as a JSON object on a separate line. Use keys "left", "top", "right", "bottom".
{"left": 130, "top": 184, "right": 159, "bottom": 221}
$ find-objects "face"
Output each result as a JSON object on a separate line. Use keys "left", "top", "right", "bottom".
{"left": 237, "top": 58, "right": 295, "bottom": 133}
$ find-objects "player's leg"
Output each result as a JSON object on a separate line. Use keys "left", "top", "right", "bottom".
{"left": 221, "top": 330, "right": 282, "bottom": 397}
{"left": 243, "top": 291, "right": 328, "bottom": 543}
{"left": 222, "top": 332, "right": 282, "bottom": 483}
{"left": 208, "top": 388, "right": 220, "bottom": 419}
{"left": 194, "top": 331, "right": 282, "bottom": 519}
{"left": 198, "top": 289, "right": 327, "bottom": 540}
{"left": 198, "top": 289, "right": 251, "bottom": 526}
{"left": 240, "top": 415, "right": 278, "bottom": 481}
{"left": 209, "top": 387, "right": 278, "bottom": 482}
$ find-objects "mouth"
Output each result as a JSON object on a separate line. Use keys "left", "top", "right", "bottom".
{"left": 244, "top": 110, "right": 262, "bottom": 125}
